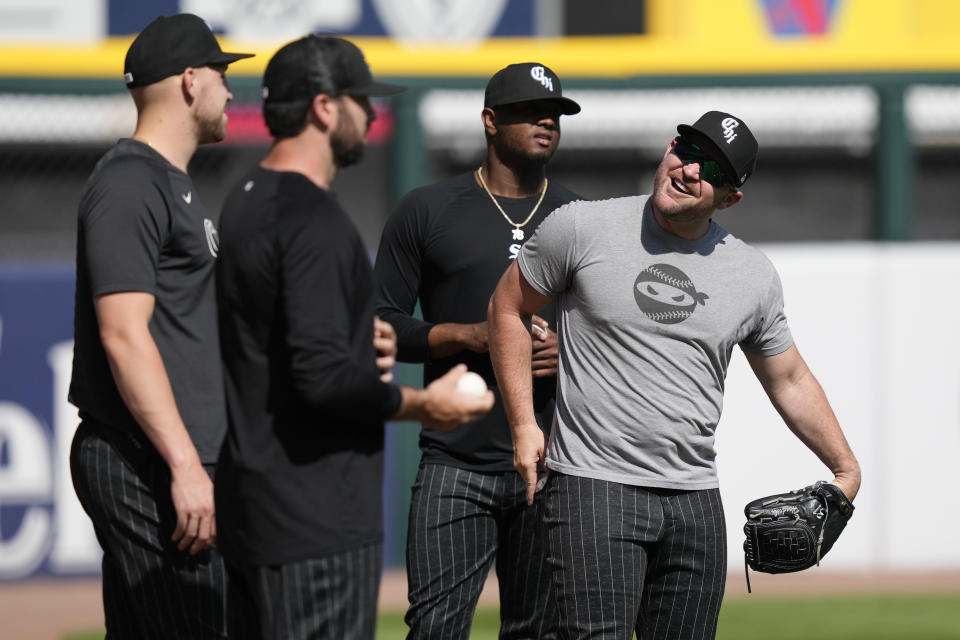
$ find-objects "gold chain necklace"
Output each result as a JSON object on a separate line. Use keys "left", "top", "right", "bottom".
{"left": 476, "top": 166, "right": 548, "bottom": 241}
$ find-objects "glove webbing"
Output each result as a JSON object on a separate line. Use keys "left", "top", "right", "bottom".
{"left": 744, "top": 490, "right": 829, "bottom": 594}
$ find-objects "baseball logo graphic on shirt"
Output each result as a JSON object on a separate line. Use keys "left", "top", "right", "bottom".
{"left": 203, "top": 218, "right": 220, "bottom": 258}
{"left": 633, "top": 264, "right": 708, "bottom": 324}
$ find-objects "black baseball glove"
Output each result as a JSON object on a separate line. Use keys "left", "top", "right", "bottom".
{"left": 742, "top": 481, "right": 854, "bottom": 591}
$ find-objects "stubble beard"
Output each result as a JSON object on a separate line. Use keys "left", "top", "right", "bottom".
{"left": 651, "top": 170, "right": 719, "bottom": 226}
{"left": 501, "top": 142, "right": 555, "bottom": 171}
{"left": 197, "top": 110, "right": 227, "bottom": 145}
{"left": 651, "top": 170, "right": 694, "bottom": 221}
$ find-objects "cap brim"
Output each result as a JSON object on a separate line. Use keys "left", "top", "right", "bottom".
{"left": 344, "top": 80, "right": 407, "bottom": 97}
{"left": 553, "top": 97, "right": 582, "bottom": 115}
{"left": 676, "top": 124, "right": 741, "bottom": 187}
{"left": 489, "top": 95, "right": 581, "bottom": 115}
{"left": 209, "top": 51, "right": 255, "bottom": 65}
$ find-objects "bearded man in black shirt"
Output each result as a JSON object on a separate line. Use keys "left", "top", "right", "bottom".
{"left": 215, "top": 36, "right": 493, "bottom": 640}
{"left": 375, "top": 63, "right": 582, "bottom": 639}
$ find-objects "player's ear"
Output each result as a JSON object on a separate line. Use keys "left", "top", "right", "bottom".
{"left": 481, "top": 107, "right": 497, "bottom": 136}
{"left": 662, "top": 139, "right": 677, "bottom": 161}
{"left": 309, "top": 93, "right": 337, "bottom": 131}
{"left": 180, "top": 67, "right": 199, "bottom": 103}
{"left": 715, "top": 188, "right": 743, "bottom": 211}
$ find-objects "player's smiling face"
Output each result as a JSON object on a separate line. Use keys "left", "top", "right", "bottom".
{"left": 650, "top": 138, "right": 742, "bottom": 234}
{"left": 652, "top": 139, "right": 724, "bottom": 220}
{"left": 489, "top": 100, "right": 561, "bottom": 167}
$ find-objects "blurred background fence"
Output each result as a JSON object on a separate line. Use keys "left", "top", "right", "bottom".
{"left": 2, "top": 0, "right": 960, "bottom": 580}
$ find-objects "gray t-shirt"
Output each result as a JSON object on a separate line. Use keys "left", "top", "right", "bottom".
{"left": 518, "top": 195, "right": 793, "bottom": 489}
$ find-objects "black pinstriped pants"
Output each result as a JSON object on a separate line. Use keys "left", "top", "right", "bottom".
{"left": 405, "top": 463, "right": 557, "bottom": 640}
{"left": 69, "top": 420, "right": 229, "bottom": 639}
{"left": 226, "top": 542, "right": 383, "bottom": 640}
{"left": 543, "top": 473, "right": 727, "bottom": 640}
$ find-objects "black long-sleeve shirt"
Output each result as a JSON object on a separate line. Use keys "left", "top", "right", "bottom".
{"left": 375, "top": 171, "right": 580, "bottom": 471}
{"left": 216, "top": 167, "right": 401, "bottom": 564}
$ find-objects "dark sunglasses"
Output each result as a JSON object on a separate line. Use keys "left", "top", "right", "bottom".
{"left": 672, "top": 136, "right": 730, "bottom": 188}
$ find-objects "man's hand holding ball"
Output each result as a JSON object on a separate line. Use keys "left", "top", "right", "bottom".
{"left": 411, "top": 365, "right": 494, "bottom": 432}
{"left": 455, "top": 371, "right": 489, "bottom": 397}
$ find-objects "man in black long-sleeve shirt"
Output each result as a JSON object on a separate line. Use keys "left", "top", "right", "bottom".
{"left": 215, "top": 35, "right": 493, "bottom": 640}
{"left": 375, "top": 63, "right": 581, "bottom": 639}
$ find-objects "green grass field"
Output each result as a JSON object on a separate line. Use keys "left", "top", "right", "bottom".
{"left": 65, "top": 593, "right": 960, "bottom": 639}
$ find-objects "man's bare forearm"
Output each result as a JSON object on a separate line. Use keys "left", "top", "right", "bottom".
{"left": 427, "top": 321, "right": 488, "bottom": 359}
{"left": 488, "top": 262, "right": 554, "bottom": 432}
{"left": 488, "top": 302, "right": 537, "bottom": 430}
{"left": 747, "top": 346, "right": 861, "bottom": 500}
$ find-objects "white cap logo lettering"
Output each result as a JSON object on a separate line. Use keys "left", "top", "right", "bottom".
{"left": 530, "top": 66, "right": 554, "bottom": 92}
{"left": 721, "top": 117, "right": 739, "bottom": 143}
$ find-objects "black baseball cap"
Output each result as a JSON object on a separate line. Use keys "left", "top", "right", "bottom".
{"left": 677, "top": 111, "right": 759, "bottom": 187}
{"left": 484, "top": 62, "right": 580, "bottom": 115}
{"left": 124, "top": 14, "right": 253, "bottom": 88}
{"left": 262, "top": 35, "right": 405, "bottom": 103}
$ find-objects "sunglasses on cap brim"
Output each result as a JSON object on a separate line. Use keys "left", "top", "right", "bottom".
{"left": 672, "top": 136, "right": 731, "bottom": 188}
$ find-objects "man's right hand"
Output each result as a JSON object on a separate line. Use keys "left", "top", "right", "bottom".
{"left": 396, "top": 364, "right": 494, "bottom": 431}
{"left": 169, "top": 462, "right": 216, "bottom": 555}
{"left": 421, "top": 364, "right": 495, "bottom": 430}
{"left": 513, "top": 423, "right": 546, "bottom": 505}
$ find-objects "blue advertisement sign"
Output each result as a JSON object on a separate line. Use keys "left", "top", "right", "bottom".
{"left": 0, "top": 266, "right": 101, "bottom": 579}
{"left": 0, "top": 264, "right": 414, "bottom": 578}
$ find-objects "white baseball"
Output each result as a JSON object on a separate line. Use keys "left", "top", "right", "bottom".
{"left": 455, "top": 371, "right": 488, "bottom": 397}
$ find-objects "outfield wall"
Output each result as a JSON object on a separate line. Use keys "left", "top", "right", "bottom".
{"left": 715, "top": 243, "right": 960, "bottom": 572}
{"left": 1, "top": 243, "right": 958, "bottom": 579}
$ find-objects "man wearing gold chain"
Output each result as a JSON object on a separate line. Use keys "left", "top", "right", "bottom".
{"left": 374, "top": 63, "right": 581, "bottom": 638}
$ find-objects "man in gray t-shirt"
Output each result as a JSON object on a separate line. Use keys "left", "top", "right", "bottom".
{"left": 489, "top": 111, "right": 861, "bottom": 639}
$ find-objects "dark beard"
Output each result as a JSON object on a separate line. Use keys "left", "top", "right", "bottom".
{"left": 331, "top": 115, "right": 366, "bottom": 168}
{"left": 331, "top": 134, "right": 365, "bottom": 168}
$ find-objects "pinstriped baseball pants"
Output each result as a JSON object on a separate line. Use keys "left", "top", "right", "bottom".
{"left": 226, "top": 542, "right": 383, "bottom": 640}
{"left": 543, "top": 473, "right": 726, "bottom": 640}
{"left": 405, "top": 463, "right": 557, "bottom": 639}
{"left": 69, "top": 420, "right": 229, "bottom": 639}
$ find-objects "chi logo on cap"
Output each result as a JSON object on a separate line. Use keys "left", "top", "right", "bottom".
{"left": 721, "top": 117, "right": 740, "bottom": 143}
{"left": 530, "top": 66, "right": 554, "bottom": 92}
